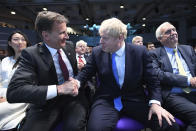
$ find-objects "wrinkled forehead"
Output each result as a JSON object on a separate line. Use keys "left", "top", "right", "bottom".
{"left": 161, "top": 23, "right": 175, "bottom": 34}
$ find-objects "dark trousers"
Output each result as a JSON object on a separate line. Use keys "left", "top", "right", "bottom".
{"left": 19, "top": 93, "right": 88, "bottom": 131}
{"left": 0, "top": 129, "right": 17, "bottom": 131}
{"left": 87, "top": 99, "right": 179, "bottom": 131}
{"left": 164, "top": 92, "right": 196, "bottom": 131}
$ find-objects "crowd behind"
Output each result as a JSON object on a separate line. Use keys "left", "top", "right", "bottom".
{"left": 0, "top": 10, "right": 196, "bottom": 131}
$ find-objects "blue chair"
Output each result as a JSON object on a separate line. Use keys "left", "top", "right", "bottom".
{"left": 54, "top": 117, "right": 185, "bottom": 131}
{"left": 54, "top": 122, "right": 63, "bottom": 131}
{"left": 114, "top": 117, "right": 185, "bottom": 131}
{"left": 114, "top": 117, "right": 144, "bottom": 131}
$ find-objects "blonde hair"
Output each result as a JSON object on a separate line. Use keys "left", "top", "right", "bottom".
{"left": 99, "top": 17, "right": 127, "bottom": 39}
{"left": 132, "top": 36, "right": 143, "bottom": 44}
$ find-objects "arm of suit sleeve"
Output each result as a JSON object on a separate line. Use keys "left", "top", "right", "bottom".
{"left": 149, "top": 50, "right": 188, "bottom": 87}
{"left": 143, "top": 48, "right": 162, "bottom": 103}
{"left": 7, "top": 50, "right": 48, "bottom": 105}
{"left": 75, "top": 49, "right": 97, "bottom": 85}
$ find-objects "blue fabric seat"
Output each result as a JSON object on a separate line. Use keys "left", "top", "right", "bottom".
{"left": 114, "top": 117, "right": 185, "bottom": 131}
{"left": 53, "top": 117, "right": 185, "bottom": 131}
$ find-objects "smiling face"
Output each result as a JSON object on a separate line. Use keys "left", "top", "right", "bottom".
{"left": 43, "top": 22, "right": 69, "bottom": 49}
{"left": 76, "top": 44, "right": 86, "bottom": 55}
{"left": 8, "top": 33, "right": 27, "bottom": 54}
{"left": 158, "top": 23, "right": 178, "bottom": 48}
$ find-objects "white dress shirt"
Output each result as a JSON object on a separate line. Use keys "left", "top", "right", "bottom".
{"left": 45, "top": 44, "right": 74, "bottom": 100}
{"left": 76, "top": 54, "right": 86, "bottom": 65}
{"left": 113, "top": 43, "right": 125, "bottom": 88}
{"left": 0, "top": 56, "right": 28, "bottom": 130}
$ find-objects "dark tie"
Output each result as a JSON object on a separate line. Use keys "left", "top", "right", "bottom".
{"left": 78, "top": 55, "right": 84, "bottom": 64}
{"left": 173, "top": 49, "right": 191, "bottom": 93}
{"left": 57, "top": 49, "right": 69, "bottom": 81}
{"left": 112, "top": 53, "right": 123, "bottom": 111}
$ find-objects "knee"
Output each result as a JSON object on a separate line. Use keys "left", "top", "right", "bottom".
{"left": 63, "top": 119, "right": 87, "bottom": 131}
{"left": 87, "top": 121, "right": 114, "bottom": 131}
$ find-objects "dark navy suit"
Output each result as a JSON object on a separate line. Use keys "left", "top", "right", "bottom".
{"left": 76, "top": 43, "right": 175, "bottom": 131}
{"left": 7, "top": 42, "right": 88, "bottom": 131}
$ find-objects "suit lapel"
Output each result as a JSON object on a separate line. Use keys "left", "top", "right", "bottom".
{"left": 178, "top": 45, "right": 195, "bottom": 76}
{"left": 62, "top": 45, "right": 78, "bottom": 76}
{"left": 107, "top": 52, "right": 120, "bottom": 89}
{"left": 122, "top": 44, "right": 130, "bottom": 90}
{"left": 160, "top": 47, "right": 173, "bottom": 73}
{"left": 39, "top": 43, "right": 58, "bottom": 81}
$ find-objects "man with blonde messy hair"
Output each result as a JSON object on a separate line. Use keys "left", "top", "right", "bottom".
{"left": 76, "top": 18, "right": 178, "bottom": 131}
{"left": 132, "top": 35, "right": 143, "bottom": 45}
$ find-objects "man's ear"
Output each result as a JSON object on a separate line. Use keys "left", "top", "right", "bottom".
{"left": 157, "top": 36, "right": 162, "bottom": 42}
{"left": 42, "top": 31, "right": 49, "bottom": 41}
{"left": 119, "top": 34, "right": 124, "bottom": 41}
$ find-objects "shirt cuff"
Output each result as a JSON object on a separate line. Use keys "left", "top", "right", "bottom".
{"left": 76, "top": 79, "right": 80, "bottom": 89}
{"left": 149, "top": 100, "right": 161, "bottom": 106}
{"left": 187, "top": 76, "right": 191, "bottom": 86}
{"left": 0, "top": 88, "right": 7, "bottom": 97}
{"left": 46, "top": 85, "right": 57, "bottom": 100}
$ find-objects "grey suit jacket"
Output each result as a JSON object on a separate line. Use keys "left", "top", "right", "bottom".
{"left": 150, "top": 45, "right": 196, "bottom": 100}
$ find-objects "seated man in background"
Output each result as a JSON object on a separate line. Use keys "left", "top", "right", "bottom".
{"left": 150, "top": 21, "right": 196, "bottom": 131}
{"left": 75, "top": 40, "right": 87, "bottom": 71}
{"left": 76, "top": 17, "right": 179, "bottom": 131}
{"left": 75, "top": 40, "right": 96, "bottom": 104}
{"left": 146, "top": 42, "right": 156, "bottom": 51}
{"left": 85, "top": 46, "right": 93, "bottom": 56}
{"left": 132, "top": 35, "right": 143, "bottom": 45}
{"left": 7, "top": 11, "right": 88, "bottom": 131}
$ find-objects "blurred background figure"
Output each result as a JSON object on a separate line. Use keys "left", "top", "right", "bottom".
{"left": 85, "top": 46, "right": 93, "bottom": 56}
{"left": 75, "top": 40, "right": 96, "bottom": 104}
{"left": 0, "top": 30, "right": 31, "bottom": 131}
{"left": 146, "top": 42, "right": 156, "bottom": 51}
{"left": 75, "top": 40, "right": 87, "bottom": 71}
{"left": 193, "top": 44, "right": 196, "bottom": 53}
{"left": 132, "top": 36, "right": 143, "bottom": 45}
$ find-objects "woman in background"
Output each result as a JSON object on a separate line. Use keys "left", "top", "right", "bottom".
{"left": 0, "top": 31, "right": 31, "bottom": 131}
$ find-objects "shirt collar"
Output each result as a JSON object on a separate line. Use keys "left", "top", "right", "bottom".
{"left": 115, "top": 42, "right": 125, "bottom": 57}
{"left": 76, "top": 53, "right": 84, "bottom": 58}
{"left": 164, "top": 46, "right": 177, "bottom": 54}
{"left": 44, "top": 43, "right": 61, "bottom": 57}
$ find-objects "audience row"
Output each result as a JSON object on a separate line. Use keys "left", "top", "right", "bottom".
{"left": 0, "top": 10, "right": 196, "bottom": 131}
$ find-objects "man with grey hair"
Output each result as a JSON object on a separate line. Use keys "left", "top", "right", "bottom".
{"left": 76, "top": 18, "right": 178, "bottom": 131}
{"left": 132, "top": 35, "right": 143, "bottom": 45}
{"left": 75, "top": 40, "right": 87, "bottom": 70}
{"left": 7, "top": 11, "right": 88, "bottom": 131}
{"left": 150, "top": 21, "right": 196, "bottom": 131}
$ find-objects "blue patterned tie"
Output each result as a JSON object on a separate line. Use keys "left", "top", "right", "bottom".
{"left": 112, "top": 53, "right": 123, "bottom": 111}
